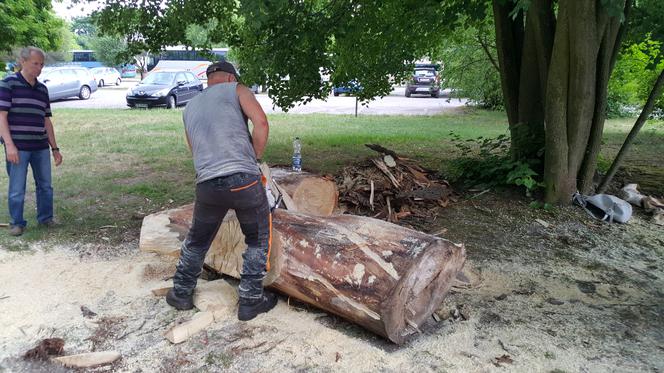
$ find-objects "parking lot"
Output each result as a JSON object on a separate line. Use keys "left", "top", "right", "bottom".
{"left": 50, "top": 79, "right": 467, "bottom": 115}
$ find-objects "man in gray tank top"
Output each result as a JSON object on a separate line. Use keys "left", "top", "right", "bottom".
{"left": 166, "top": 61, "right": 277, "bottom": 321}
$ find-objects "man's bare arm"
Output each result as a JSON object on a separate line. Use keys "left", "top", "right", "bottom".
{"left": 237, "top": 84, "right": 269, "bottom": 159}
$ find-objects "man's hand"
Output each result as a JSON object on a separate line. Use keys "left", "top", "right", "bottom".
{"left": 52, "top": 150, "right": 62, "bottom": 166}
{"left": 5, "top": 144, "right": 19, "bottom": 164}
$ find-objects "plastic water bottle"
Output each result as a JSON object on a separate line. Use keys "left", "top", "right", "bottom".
{"left": 292, "top": 137, "right": 302, "bottom": 172}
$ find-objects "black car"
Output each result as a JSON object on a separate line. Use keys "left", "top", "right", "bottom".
{"left": 126, "top": 70, "right": 203, "bottom": 108}
{"left": 405, "top": 64, "right": 441, "bottom": 98}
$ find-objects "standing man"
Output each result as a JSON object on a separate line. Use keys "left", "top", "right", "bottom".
{"left": 0, "top": 47, "right": 62, "bottom": 236}
{"left": 167, "top": 61, "right": 276, "bottom": 321}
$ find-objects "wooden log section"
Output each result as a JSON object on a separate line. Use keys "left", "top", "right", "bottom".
{"left": 270, "top": 168, "right": 338, "bottom": 216}
{"left": 140, "top": 205, "right": 465, "bottom": 344}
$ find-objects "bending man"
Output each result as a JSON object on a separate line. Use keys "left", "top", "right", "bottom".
{"left": 167, "top": 61, "right": 275, "bottom": 321}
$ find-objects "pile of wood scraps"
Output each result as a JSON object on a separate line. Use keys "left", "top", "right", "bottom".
{"left": 336, "top": 144, "right": 455, "bottom": 226}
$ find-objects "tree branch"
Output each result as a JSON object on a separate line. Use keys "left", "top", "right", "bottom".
{"left": 477, "top": 34, "right": 500, "bottom": 72}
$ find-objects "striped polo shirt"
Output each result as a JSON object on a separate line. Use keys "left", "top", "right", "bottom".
{"left": 0, "top": 72, "right": 51, "bottom": 151}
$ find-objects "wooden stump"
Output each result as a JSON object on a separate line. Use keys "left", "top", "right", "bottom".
{"left": 270, "top": 168, "right": 338, "bottom": 216}
{"left": 140, "top": 205, "right": 465, "bottom": 344}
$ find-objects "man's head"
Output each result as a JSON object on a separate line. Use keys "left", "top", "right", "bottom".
{"left": 206, "top": 61, "right": 240, "bottom": 86}
{"left": 19, "top": 46, "right": 46, "bottom": 80}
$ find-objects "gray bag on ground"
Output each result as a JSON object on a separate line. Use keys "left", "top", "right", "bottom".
{"left": 572, "top": 192, "right": 633, "bottom": 223}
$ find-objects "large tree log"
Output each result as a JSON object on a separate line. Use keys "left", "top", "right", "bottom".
{"left": 141, "top": 205, "right": 465, "bottom": 344}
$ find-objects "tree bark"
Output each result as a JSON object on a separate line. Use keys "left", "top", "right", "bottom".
{"left": 493, "top": 0, "right": 523, "bottom": 127}
{"left": 598, "top": 68, "right": 664, "bottom": 193}
{"left": 514, "top": 0, "right": 555, "bottom": 162}
{"left": 493, "top": 0, "right": 627, "bottom": 204}
{"left": 543, "top": 0, "right": 624, "bottom": 204}
{"left": 544, "top": 1, "right": 572, "bottom": 203}
{"left": 578, "top": 0, "right": 632, "bottom": 193}
{"left": 140, "top": 205, "right": 466, "bottom": 344}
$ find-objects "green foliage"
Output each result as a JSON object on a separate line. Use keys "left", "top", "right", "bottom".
{"left": 185, "top": 19, "right": 220, "bottom": 50}
{"left": 0, "top": 0, "right": 65, "bottom": 53}
{"left": 89, "top": 35, "right": 130, "bottom": 66}
{"left": 626, "top": 0, "right": 664, "bottom": 57}
{"left": 71, "top": 16, "right": 97, "bottom": 37}
{"left": 70, "top": 16, "right": 98, "bottom": 50}
{"left": 432, "top": 9, "right": 503, "bottom": 109}
{"left": 608, "top": 36, "right": 664, "bottom": 117}
{"left": 449, "top": 133, "right": 543, "bottom": 196}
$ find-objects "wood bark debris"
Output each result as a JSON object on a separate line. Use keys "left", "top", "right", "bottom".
{"left": 23, "top": 338, "right": 65, "bottom": 360}
{"left": 52, "top": 351, "right": 121, "bottom": 368}
{"left": 164, "top": 311, "right": 215, "bottom": 344}
{"left": 193, "top": 280, "right": 238, "bottom": 321}
{"left": 336, "top": 144, "right": 454, "bottom": 228}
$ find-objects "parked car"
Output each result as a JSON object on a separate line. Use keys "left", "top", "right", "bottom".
{"left": 90, "top": 67, "right": 122, "bottom": 87}
{"left": 333, "top": 80, "right": 363, "bottom": 96}
{"left": 405, "top": 64, "right": 440, "bottom": 98}
{"left": 126, "top": 70, "right": 203, "bottom": 109}
{"left": 39, "top": 66, "right": 98, "bottom": 101}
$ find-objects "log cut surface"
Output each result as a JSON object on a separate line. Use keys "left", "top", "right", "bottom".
{"left": 271, "top": 168, "right": 338, "bottom": 216}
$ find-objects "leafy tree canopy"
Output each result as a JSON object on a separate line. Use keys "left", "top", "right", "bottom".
{"left": 0, "top": 0, "right": 64, "bottom": 53}
{"left": 89, "top": 35, "right": 129, "bottom": 66}
{"left": 626, "top": 0, "right": 664, "bottom": 56}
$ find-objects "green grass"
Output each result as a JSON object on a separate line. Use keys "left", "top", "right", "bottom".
{"left": 0, "top": 108, "right": 660, "bottom": 249}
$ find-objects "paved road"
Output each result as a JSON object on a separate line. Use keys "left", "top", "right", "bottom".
{"left": 50, "top": 81, "right": 467, "bottom": 115}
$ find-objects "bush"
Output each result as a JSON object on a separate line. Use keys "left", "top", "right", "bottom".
{"left": 448, "top": 133, "right": 543, "bottom": 197}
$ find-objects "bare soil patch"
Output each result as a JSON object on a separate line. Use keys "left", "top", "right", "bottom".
{"left": 0, "top": 191, "right": 662, "bottom": 372}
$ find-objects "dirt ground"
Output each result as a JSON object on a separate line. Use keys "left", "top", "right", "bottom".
{"left": 0, "top": 191, "right": 662, "bottom": 373}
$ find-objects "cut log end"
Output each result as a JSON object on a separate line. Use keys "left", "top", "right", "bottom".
{"left": 382, "top": 240, "right": 466, "bottom": 344}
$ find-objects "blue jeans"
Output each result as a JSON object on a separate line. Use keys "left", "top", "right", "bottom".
{"left": 173, "top": 172, "right": 271, "bottom": 300}
{"left": 5, "top": 148, "right": 53, "bottom": 227}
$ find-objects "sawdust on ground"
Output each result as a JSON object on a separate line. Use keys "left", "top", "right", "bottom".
{"left": 0, "top": 192, "right": 662, "bottom": 372}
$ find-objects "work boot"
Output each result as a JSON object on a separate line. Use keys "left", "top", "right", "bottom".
{"left": 9, "top": 225, "right": 24, "bottom": 236}
{"left": 238, "top": 291, "right": 278, "bottom": 321}
{"left": 166, "top": 288, "right": 194, "bottom": 310}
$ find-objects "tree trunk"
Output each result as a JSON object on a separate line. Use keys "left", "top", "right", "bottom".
{"left": 493, "top": 0, "right": 626, "bottom": 204}
{"left": 543, "top": 1, "right": 573, "bottom": 203}
{"left": 543, "top": 0, "right": 623, "bottom": 204}
{"left": 140, "top": 205, "right": 466, "bottom": 344}
{"left": 514, "top": 0, "right": 555, "bottom": 162}
{"left": 493, "top": 0, "right": 525, "bottom": 158}
{"left": 578, "top": 0, "right": 632, "bottom": 193}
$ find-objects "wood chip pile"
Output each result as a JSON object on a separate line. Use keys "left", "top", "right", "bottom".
{"left": 335, "top": 144, "right": 455, "bottom": 229}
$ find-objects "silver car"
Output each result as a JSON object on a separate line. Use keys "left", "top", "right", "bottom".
{"left": 91, "top": 66, "right": 122, "bottom": 87}
{"left": 39, "top": 66, "right": 98, "bottom": 101}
